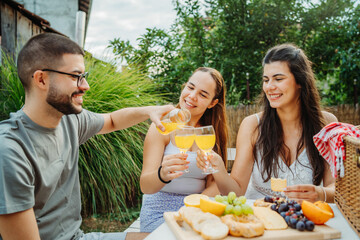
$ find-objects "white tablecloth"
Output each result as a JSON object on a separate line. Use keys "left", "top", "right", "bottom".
{"left": 144, "top": 201, "right": 359, "bottom": 240}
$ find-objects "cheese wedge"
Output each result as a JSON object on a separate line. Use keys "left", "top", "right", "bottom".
{"left": 271, "top": 177, "right": 287, "bottom": 192}
{"left": 253, "top": 206, "right": 288, "bottom": 230}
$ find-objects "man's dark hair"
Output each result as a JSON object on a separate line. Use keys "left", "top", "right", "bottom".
{"left": 17, "top": 33, "right": 85, "bottom": 91}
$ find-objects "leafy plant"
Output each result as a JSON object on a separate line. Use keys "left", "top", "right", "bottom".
{"left": 305, "top": 3, "right": 360, "bottom": 105}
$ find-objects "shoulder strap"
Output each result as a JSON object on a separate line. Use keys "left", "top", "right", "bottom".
{"left": 255, "top": 113, "right": 260, "bottom": 124}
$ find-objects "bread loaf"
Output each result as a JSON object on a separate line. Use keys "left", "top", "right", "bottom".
{"left": 221, "top": 214, "right": 265, "bottom": 237}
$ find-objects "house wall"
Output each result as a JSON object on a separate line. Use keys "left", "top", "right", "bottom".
{"left": 17, "top": 0, "right": 78, "bottom": 41}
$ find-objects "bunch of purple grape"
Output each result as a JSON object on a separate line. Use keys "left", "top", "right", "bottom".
{"left": 264, "top": 196, "right": 315, "bottom": 231}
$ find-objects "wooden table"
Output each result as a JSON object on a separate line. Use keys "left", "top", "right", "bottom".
{"left": 144, "top": 200, "right": 358, "bottom": 240}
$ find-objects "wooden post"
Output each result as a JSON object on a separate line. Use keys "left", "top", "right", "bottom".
{"left": 246, "top": 72, "right": 250, "bottom": 100}
{"left": 16, "top": 11, "right": 33, "bottom": 59}
{"left": 354, "top": 78, "right": 358, "bottom": 106}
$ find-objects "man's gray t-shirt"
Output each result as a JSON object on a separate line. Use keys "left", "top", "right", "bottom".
{"left": 0, "top": 109, "right": 104, "bottom": 240}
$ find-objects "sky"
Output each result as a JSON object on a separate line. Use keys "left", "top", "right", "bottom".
{"left": 84, "top": 0, "right": 177, "bottom": 60}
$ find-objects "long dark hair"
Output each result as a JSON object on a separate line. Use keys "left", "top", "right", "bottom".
{"left": 254, "top": 44, "right": 325, "bottom": 185}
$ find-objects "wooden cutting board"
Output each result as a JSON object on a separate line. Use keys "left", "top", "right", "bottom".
{"left": 164, "top": 212, "right": 341, "bottom": 240}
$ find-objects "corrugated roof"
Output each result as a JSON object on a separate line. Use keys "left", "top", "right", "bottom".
{"left": 79, "top": 0, "right": 91, "bottom": 13}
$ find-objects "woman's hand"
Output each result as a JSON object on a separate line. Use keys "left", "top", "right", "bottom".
{"left": 159, "top": 153, "right": 189, "bottom": 182}
{"left": 283, "top": 184, "right": 323, "bottom": 203}
{"left": 196, "top": 150, "right": 225, "bottom": 173}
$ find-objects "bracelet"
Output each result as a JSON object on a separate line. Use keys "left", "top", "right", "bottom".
{"left": 158, "top": 166, "right": 171, "bottom": 184}
{"left": 320, "top": 186, "right": 327, "bottom": 202}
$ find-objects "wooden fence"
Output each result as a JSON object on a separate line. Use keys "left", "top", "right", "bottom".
{"left": 226, "top": 104, "right": 360, "bottom": 148}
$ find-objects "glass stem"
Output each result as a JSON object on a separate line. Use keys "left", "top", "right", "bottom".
{"left": 181, "top": 150, "right": 189, "bottom": 173}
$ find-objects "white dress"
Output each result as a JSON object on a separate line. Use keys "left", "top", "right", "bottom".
{"left": 245, "top": 114, "right": 314, "bottom": 199}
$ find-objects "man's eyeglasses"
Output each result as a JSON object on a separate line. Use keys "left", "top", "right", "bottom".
{"left": 42, "top": 69, "right": 88, "bottom": 87}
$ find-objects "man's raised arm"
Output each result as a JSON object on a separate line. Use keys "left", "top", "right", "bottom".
{"left": 98, "top": 105, "right": 174, "bottom": 135}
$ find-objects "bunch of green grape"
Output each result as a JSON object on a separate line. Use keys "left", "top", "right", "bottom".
{"left": 214, "top": 192, "right": 254, "bottom": 216}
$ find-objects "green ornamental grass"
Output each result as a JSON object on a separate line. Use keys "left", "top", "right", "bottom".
{"left": 80, "top": 55, "right": 165, "bottom": 220}
{"left": 0, "top": 53, "right": 25, "bottom": 119}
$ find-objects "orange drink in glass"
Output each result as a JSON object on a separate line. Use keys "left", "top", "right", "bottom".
{"left": 195, "top": 125, "right": 218, "bottom": 174}
{"left": 174, "top": 126, "right": 195, "bottom": 173}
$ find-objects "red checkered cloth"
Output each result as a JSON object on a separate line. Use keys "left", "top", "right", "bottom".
{"left": 313, "top": 122, "right": 360, "bottom": 178}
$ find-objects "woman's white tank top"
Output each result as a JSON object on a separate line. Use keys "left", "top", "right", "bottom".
{"left": 245, "top": 114, "right": 314, "bottom": 199}
{"left": 161, "top": 141, "right": 207, "bottom": 194}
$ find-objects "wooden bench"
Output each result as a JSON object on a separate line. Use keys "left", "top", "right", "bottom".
{"left": 124, "top": 217, "right": 140, "bottom": 232}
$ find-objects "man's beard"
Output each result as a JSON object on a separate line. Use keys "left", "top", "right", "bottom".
{"left": 46, "top": 85, "right": 82, "bottom": 115}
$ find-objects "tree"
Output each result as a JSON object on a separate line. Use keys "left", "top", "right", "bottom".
{"left": 305, "top": 3, "right": 360, "bottom": 104}
{"left": 109, "top": 0, "right": 359, "bottom": 105}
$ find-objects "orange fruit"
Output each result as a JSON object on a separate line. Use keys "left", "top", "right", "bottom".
{"left": 314, "top": 201, "right": 334, "bottom": 218}
{"left": 199, "top": 198, "right": 226, "bottom": 216}
{"left": 184, "top": 194, "right": 209, "bottom": 208}
{"left": 301, "top": 200, "right": 333, "bottom": 224}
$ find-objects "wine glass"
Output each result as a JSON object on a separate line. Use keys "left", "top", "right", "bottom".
{"left": 174, "top": 126, "right": 195, "bottom": 173}
{"left": 194, "top": 125, "right": 217, "bottom": 174}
